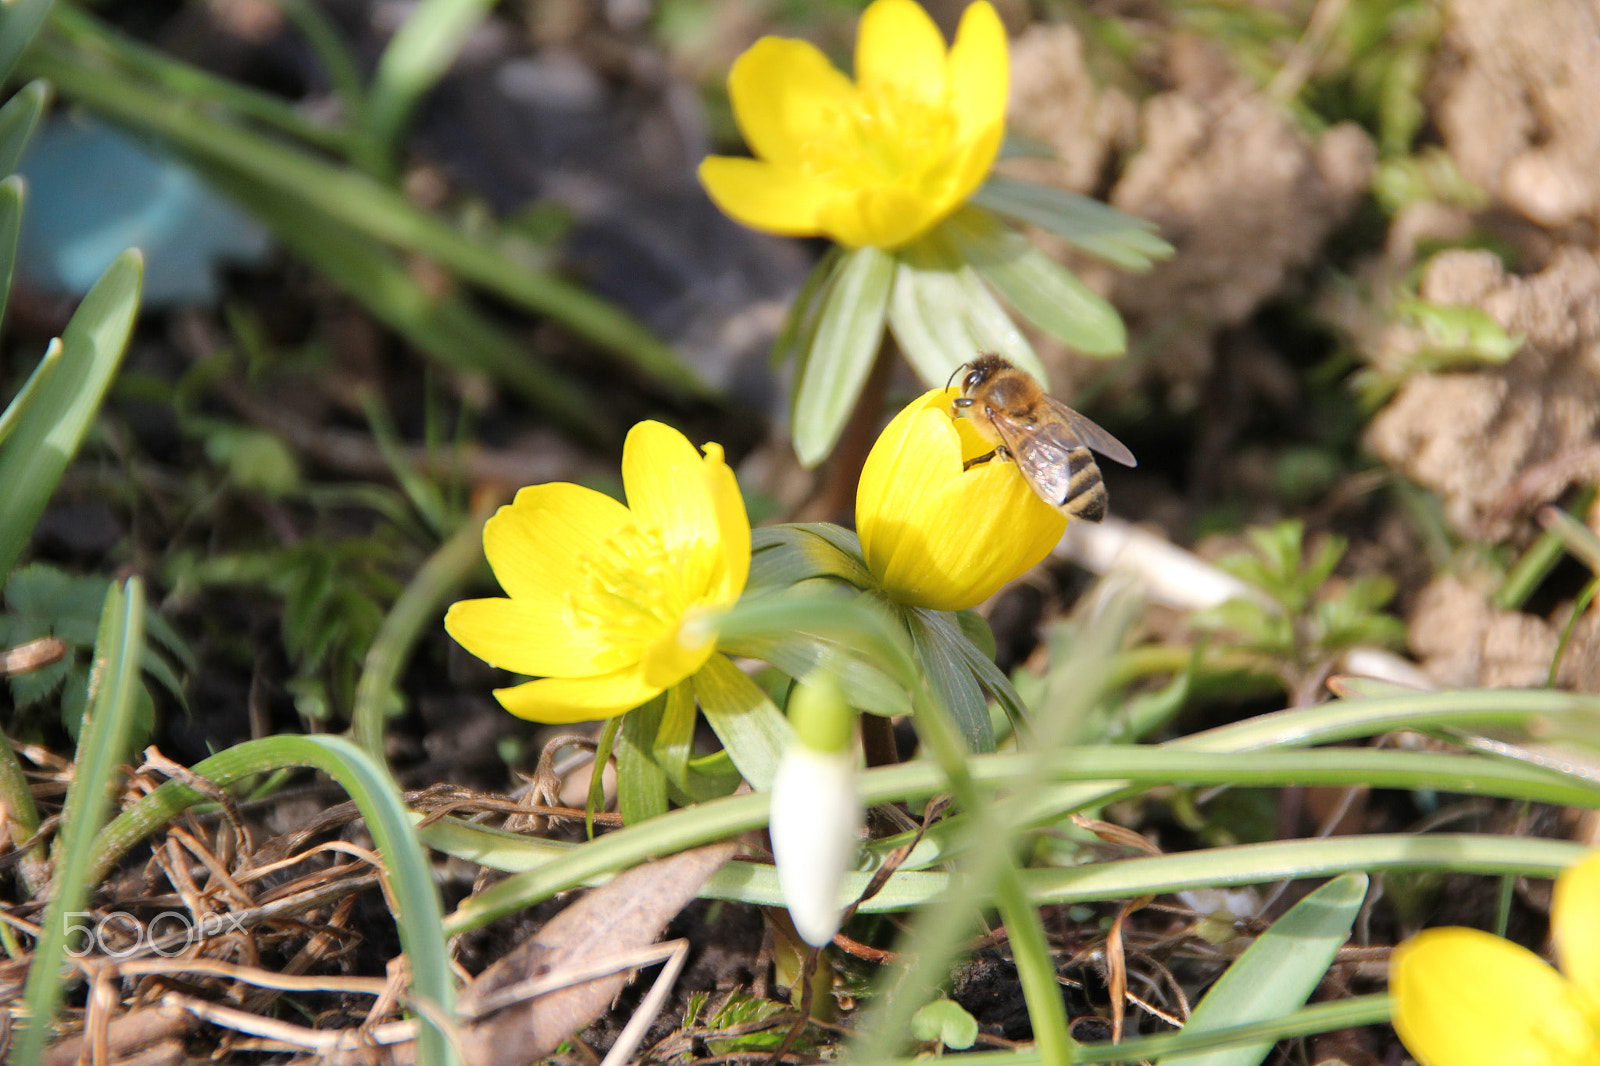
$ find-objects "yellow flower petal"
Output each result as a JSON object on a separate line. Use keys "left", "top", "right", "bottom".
{"left": 638, "top": 613, "right": 719, "bottom": 689}
{"left": 817, "top": 184, "right": 944, "bottom": 250}
{"left": 1553, "top": 850, "right": 1600, "bottom": 1009}
{"left": 698, "top": 156, "right": 835, "bottom": 237}
{"left": 493, "top": 666, "right": 661, "bottom": 724}
{"left": 698, "top": 0, "right": 1009, "bottom": 250}
{"left": 939, "top": 121, "right": 1006, "bottom": 214}
{"left": 857, "top": 388, "right": 1066, "bottom": 610}
{"left": 443, "top": 597, "right": 626, "bottom": 678}
{"left": 947, "top": 2, "right": 1008, "bottom": 141}
{"left": 855, "top": 0, "right": 948, "bottom": 103}
{"left": 450, "top": 419, "right": 753, "bottom": 726}
{"left": 1392, "top": 927, "right": 1598, "bottom": 1066}
{"left": 482, "top": 483, "right": 632, "bottom": 601}
{"left": 623, "top": 420, "right": 719, "bottom": 560}
{"left": 728, "top": 36, "right": 855, "bottom": 168}
{"left": 703, "top": 442, "right": 752, "bottom": 604}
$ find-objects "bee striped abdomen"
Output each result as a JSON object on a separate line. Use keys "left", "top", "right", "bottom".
{"left": 1062, "top": 445, "right": 1107, "bottom": 521}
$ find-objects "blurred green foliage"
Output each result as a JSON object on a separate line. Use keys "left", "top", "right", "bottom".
{"left": 1194, "top": 520, "right": 1406, "bottom": 693}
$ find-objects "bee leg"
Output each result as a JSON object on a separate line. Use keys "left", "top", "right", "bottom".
{"left": 962, "top": 445, "right": 1011, "bottom": 471}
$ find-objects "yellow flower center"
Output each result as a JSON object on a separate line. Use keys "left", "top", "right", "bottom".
{"left": 805, "top": 85, "right": 957, "bottom": 189}
{"left": 566, "top": 524, "right": 691, "bottom": 652}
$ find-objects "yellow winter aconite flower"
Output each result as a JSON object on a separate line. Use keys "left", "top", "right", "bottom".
{"left": 445, "top": 421, "right": 750, "bottom": 723}
{"left": 697, "top": 0, "right": 1008, "bottom": 250}
{"left": 1391, "top": 850, "right": 1600, "bottom": 1066}
{"left": 857, "top": 386, "right": 1067, "bottom": 611}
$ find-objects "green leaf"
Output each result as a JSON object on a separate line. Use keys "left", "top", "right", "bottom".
{"left": 941, "top": 207, "right": 1125, "bottom": 356}
{"left": 0, "top": 0, "right": 53, "bottom": 88}
{"left": 749, "top": 523, "right": 876, "bottom": 590}
{"left": 0, "top": 337, "right": 59, "bottom": 453}
{"left": 775, "top": 246, "right": 842, "bottom": 374}
{"left": 1163, "top": 873, "right": 1368, "bottom": 1066}
{"left": 616, "top": 692, "right": 669, "bottom": 824}
{"left": 719, "top": 629, "right": 911, "bottom": 720}
{"left": 0, "top": 80, "right": 49, "bottom": 175}
{"left": 15, "top": 579, "right": 145, "bottom": 1066}
{"left": 888, "top": 231, "right": 1047, "bottom": 388}
{"left": 693, "top": 654, "right": 795, "bottom": 790}
{"left": 0, "top": 250, "right": 142, "bottom": 578}
{"left": 902, "top": 607, "right": 994, "bottom": 753}
{"left": 910, "top": 999, "right": 979, "bottom": 1050}
{"left": 791, "top": 245, "right": 893, "bottom": 467}
{"left": 362, "top": 0, "right": 497, "bottom": 174}
{"left": 973, "top": 174, "right": 1174, "bottom": 271}
{"left": 0, "top": 176, "right": 24, "bottom": 339}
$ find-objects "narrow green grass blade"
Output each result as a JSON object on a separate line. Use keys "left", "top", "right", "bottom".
{"left": 791, "top": 245, "right": 893, "bottom": 467}
{"left": 1164, "top": 873, "right": 1368, "bottom": 1066}
{"left": 21, "top": 37, "right": 700, "bottom": 396}
{"left": 197, "top": 162, "right": 608, "bottom": 443}
{"left": 0, "top": 0, "right": 53, "bottom": 86}
{"left": 943, "top": 207, "right": 1126, "bottom": 356}
{"left": 693, "top": 653, "right": 795, "bottom": 791}
{"left": 362, "top": 0, "right": 496, "bottom": 174}
{"left": 282, "top": 735, "right": 458, "bottom": 1064}
{"left": 352, "top": 508, "right": 488, "bottom": 757}
{"left": 47, "top": 6, "right": 352, "bottom": 154}
{"left": 0, "top": 250, "right": 142, "bottom": 577}
{"left": 14, "top": 579, "right": 145, "bottom": 1066}
{"left": 0, "top": 175, "right": 25, "bottom": 338}
{"left": 0, "top": 80, "right": 50, "bottom": 175}
{"left": 972, "top": 175, "right": 1174, "bottom": 272}
{"left": 0, "top": 337, "right": 64, "bottom": 454}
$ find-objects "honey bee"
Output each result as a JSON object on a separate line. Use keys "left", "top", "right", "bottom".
{"left": 951, "top": 353, "right": 1137, "bottom": 522}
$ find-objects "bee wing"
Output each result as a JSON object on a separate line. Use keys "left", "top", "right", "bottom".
{"left": 1045, "top": 397, "right": 1137, "bottom": 467}
{"left": 985, "top": 410, "right": 1092, "bottom": 510}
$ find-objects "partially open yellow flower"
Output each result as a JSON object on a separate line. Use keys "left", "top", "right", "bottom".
{"left": 857, "top": 387, "right": 1067, "bottom": 611}
{"left": 698, "top": 0, "right": 1008, "bottom": 250}
{"left": 1391, "top": 850, "right": 1600, "bottom": 1066}
{"left": 445, "top": 421, "right": 750, "bottom": 723}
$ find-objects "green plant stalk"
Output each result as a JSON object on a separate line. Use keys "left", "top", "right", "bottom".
{"left": 91, "top": 738, "right": 1600, "bottom": 909}
{"left": 352, "top": 505, "right": 490, "bottom": 757}
{"left": 21, "top": 37, "right": 705, "bottom": 397}
{"left": 864, "top": 677, "right": 1075, "bottom": 1066}
{"left": 853, "top": 995, "right": 1392, "bottom": 1066}
{"left": 14, "top": 579, "right": 144, "bottom": 1066}
{"left": 847, "top": 584, "right": 1143, "bottom": 1066}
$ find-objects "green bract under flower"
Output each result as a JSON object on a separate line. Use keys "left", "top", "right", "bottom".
{"left": 445, "top": 421, "right": 750, "bottom": 723}
{"left": 1391, "top": 850, "right": 1600, "bottom": 1066}
{"left": 698, "top": 0, "right": 1008, "bottom": 250}
{"left": 857, "top": 386, "right": 1067, "bottom": 611}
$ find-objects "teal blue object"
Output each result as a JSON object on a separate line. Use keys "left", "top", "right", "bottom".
{"left": 19, "top": 117, "right": 270, "bottom": 306}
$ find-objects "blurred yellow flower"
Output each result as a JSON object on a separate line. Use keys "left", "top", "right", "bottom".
{"left": 445, "top": 421, "right": 750, "bottom": 723}
{"left": 856, "top": 386, "right": 1067, "bottom": 611}
{"left": 698, "top": 0, "right": 1008, "bottom": 250}
{"left": 1391, "top": 850, "right": 1600, "bottom": 1066}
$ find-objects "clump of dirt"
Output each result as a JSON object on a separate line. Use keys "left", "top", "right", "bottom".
{"left": 1366, "top": 247, "right": 1600, "bottom": 539}
{"left": 1432, "top": 0, "right": 1600, "bottom": 228}
{"left": 1008, "top": 27, "right": 1375, "bottom": 405}
{"left": 1004, "top": 24, "right": 1138, "bottom": 195}
{"left": 1408, "top": 571, "right": 1600, "bottom": 690}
